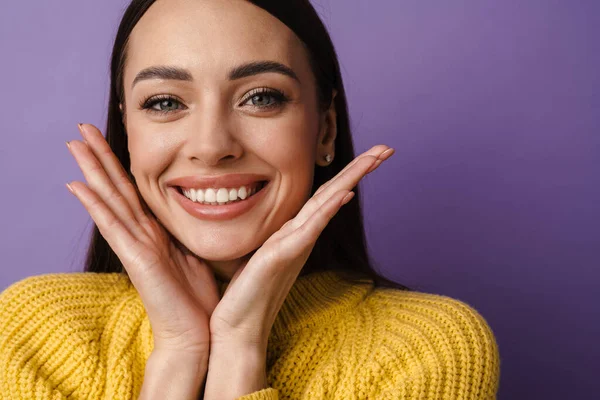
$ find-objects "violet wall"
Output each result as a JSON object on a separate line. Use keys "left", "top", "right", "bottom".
{"left": 1, "top": 1, "right": 598, "bottom": 398}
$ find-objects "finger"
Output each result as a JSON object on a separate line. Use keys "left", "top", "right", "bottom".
{"left": 282, "top": 190, "right": 351, "bottom": 257}
{"left": 286, "top": 155, "right": 377, "bottom": 233}
{"left": 265, "top": 218, "right": 295, "bottom": 242}
{"left": 314, "top": 145, "right": 392, "bottom": 196}
{"left": 66, "top": 181, "right": 143, "bottom": 268}
{"left": 67, "top": 139, "right": 146, "bottom": 238}
{"left": 365, "top": 147, "right": 395, "bottom": 174}
{"left": 77, "top": 123, "right": 150, "bottom": 221}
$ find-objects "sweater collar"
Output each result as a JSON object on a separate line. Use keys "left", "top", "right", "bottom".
{"left": 218, "top": 270, "right": 375, "bottom": 342}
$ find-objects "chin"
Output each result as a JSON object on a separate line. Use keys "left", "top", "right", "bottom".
{"left": 184, "top": 239, "right": 258, "bottom": 282}
{"left": 181, "top": 231, "right": 260, "bottom": 261}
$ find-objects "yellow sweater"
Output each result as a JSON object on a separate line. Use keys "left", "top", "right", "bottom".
{"left": 0, "top": 270, "right": 500, "bottom": 399}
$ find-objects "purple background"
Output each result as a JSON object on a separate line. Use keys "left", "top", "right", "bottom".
{"left": 1, "top": 1, "right": 598, "bottom": 398}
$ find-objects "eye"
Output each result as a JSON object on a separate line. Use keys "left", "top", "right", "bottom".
{"left": 241, "top": 88, "right": 289, "bottom": 110}
{"left": 140, "top": 95, "right": 186, "bottom": 114}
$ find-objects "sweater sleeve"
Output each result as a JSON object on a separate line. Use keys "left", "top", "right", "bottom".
{"left": 0, "top": 273, "right": 134, "bottom": 400}
{"left": 364, "top": 290, "right": 501, "bottom": 399}
{"left": 236, "top": 387, "right": 279, "bottom": 400}
{"left": 227, "top": 287, "right": 499, "bottom": 400}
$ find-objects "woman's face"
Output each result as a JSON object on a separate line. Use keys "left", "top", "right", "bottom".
{"left": 121, "top": 0, "right": 335, "bottom": 279}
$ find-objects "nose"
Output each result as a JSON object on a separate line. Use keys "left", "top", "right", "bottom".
{"left": 182, "top": 105, "right": 243, "bottom": 167}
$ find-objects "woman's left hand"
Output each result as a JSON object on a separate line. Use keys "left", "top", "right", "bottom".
{"left": 203, "top": 144, "right": 395, "bottom": 399}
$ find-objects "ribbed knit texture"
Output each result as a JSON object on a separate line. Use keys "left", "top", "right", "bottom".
{"left": 0, "top": 270, "right": 500, "bottom": 399}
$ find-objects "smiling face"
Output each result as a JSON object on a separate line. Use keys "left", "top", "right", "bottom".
{"left": 120, "top": 0, "right": 336, "bottom": 279}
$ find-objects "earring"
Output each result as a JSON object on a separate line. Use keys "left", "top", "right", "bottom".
{"left": 324, "top": 154, "right": 333, "bottom": 163}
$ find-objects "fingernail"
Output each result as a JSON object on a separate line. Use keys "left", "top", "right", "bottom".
{"left": 66, "top": 183, "right": 75, "bottom": 195}
{"left": 341, "top": 191, "right": 355, "bottom": 205}
{"left": 77, "top": 124, "right": 91, "bottom": 146}
{"left": 378, "top": 148, "right": 395, "bottom": 160}
{"left": 65, "top": 141, "right": 71, "bottom": 150}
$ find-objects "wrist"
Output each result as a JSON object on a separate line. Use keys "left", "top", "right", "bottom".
{"left": 204, "top": 344, "right": 268, "bottom": 400}
{"left": 139, "top": 350, "right": 208, "bottom": 400}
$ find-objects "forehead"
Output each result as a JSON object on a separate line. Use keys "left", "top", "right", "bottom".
{"left": 124, "top": 0, "right": 308, "bottom": 83}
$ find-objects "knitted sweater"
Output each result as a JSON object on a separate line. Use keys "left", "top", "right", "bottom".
{"left": 0, "top": 270, "right": 500, "bottom": 399}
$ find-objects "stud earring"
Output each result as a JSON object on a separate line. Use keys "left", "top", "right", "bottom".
{"left": 324, "top": 154, "right": 333, "bottom": 163}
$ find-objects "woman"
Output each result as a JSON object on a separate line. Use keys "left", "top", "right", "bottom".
{"left": 0, "top": 0, "right": 500, "bottom": 399}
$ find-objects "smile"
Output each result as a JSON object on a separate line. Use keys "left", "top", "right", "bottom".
{"left": 177, "top": 181, "right": 267, "bottom": 205}
{"left": 170, "top": 180, "right": 270, "bottom": 221}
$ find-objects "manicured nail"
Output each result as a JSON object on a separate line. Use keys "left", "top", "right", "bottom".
{"left": 66, "top": 183, "right": 75, "bottom": 195}
{"left": 341, "top": 191, "right": 355, "bottom": 205}
{"left": 65, "top": 141, "right": 71, "bottom": 150}
{"left": 77, "top": 124, "right": 90, "bottom": 145}
{"left": 378, "top": 148, "right": 395, "bottom": 160}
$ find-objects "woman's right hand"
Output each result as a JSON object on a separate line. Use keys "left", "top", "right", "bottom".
{"left": 66, "top": 123, "right": 219, "bottom": 360}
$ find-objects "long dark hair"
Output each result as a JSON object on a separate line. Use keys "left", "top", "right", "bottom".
{"left": 84, "top": 0, "right": 410, "bottom": 291}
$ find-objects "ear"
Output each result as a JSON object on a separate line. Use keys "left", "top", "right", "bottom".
{"left": 119, "top": 103, "right": 127, "bottom": 128}
{"left": 315, "top": 89, "right": 338, "bottom": 167}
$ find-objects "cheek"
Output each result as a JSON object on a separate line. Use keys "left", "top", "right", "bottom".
{"left": 127, "top": 122, "right": 177, "bottom": 193}
{"left": 250, "top": 104, "right": 319, "bottom": 164}
{"left": 247, "top": 109, "right": 319, "bottom": 209}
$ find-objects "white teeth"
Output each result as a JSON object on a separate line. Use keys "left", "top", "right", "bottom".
{"left": 216, "top": 188, "right": 229, "bottom": 203}
{"left": 205, "top": 188, "right": 216, "bottom": 203}
{"left": 180, "top": 182, "right": 266, "bottom": 205}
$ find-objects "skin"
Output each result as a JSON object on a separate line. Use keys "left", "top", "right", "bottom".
{"left": 65, "top": 0, "right": 395, "bottom": 398}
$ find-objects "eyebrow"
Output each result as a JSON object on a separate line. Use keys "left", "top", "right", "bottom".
{"left": 131, "top": 61, "right": 300, "bottom": 89}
